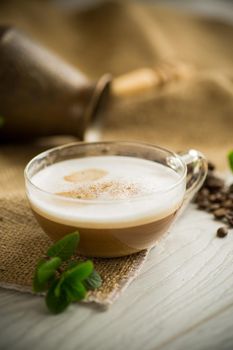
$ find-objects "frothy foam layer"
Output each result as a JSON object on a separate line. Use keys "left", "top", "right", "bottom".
{"left": 28, "top": 156, "right": 185, "bottom": 228}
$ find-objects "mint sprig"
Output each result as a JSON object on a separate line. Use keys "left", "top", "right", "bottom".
{"left": 228, "top": 150, "right": 233, "bottom": 173}
{"left": 47, "top": 232, "right": 80, "bottom": 261}
{"left": 33, "top": 231, "right": 102, "bottom": 314}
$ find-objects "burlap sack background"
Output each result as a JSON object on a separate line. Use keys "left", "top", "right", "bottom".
{"left": 0, "top": 0, "right": 232, "bottom": 305}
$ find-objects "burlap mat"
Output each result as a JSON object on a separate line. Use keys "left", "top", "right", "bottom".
{"left": 0, "top": 145, "right": 150, "bottom": 305}
{"left": 0, "top": 1, "right": 233, "bottom": 304}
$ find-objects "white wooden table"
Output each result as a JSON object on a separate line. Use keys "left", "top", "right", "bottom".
{"left": 1, "top": 204, "right": 233, "bottom": 350}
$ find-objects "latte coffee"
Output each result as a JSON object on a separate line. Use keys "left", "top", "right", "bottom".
{"left": 28, "top": 155, "right": 185, "bottom": 257}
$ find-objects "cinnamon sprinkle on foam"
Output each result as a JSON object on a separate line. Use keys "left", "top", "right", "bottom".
{"left": 57, "top": 181, "right": 141, "bottom": 200}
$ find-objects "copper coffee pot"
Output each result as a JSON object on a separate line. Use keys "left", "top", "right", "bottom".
{"left": 0, "top": 26, "right": 111, "bottom": 142}
{"left": 0, "top": 26, "right": 192, "bottom": 142}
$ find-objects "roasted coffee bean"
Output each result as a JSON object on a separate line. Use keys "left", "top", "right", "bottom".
{"left": 213, "top": 208, "right": 226, "bottom": 219}
{"left": 205, "top": 177, "right": 224, "bottom": 191}
{"left": 208, "top": 194, "right": 216, "bottom": 202}
{"left": 200, "top": 188, "right": 210, "bottom": 197}
{"left": 209, "top": 194, "right": 223, "bottom": 203}
{"left": 195, "top": 193, "right": 205, "bottom": 202}
{"left": 208, "top": 162, "right": 215, "bottom": 171}
{"left": 224, "top": 200, "right": 233, "bottom": 209}
{"left": 216, "top": 192, "right": 224, "bottom": 202}
{"left": 216, "top": 226, "right": 228, "bottom": 238}
{"left": 229, "top": 184, "right": 233, "bottom": 193}
{"left": 226, "top": 214, "right": 233, "bottom": 227}
{"left": 219, "top": 193, "right": 227, "bottom": 202}
{"left": 209, "top": 203, "right": 221, "bottom": 212}
{"left": 198, "top": 200, "right": 210, "bottom": 210}
{"left": 226, "top": 211, "right": 233, "bottom": 218}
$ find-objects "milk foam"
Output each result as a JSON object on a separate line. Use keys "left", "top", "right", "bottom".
{"left": 28, "top": 156, "right": 185, "bottom": 228}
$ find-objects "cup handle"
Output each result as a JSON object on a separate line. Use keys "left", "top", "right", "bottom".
{"left": 178, "top": 149, "right": 208, "bottom": 204}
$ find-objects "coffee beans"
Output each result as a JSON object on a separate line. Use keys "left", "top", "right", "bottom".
{"left": 213, "top": 208, "right": 226, "bottom": 219}
{"left": 216, "top": 226, "right": 228, "bottom": 238}
{"left": 209, "top": 203, "right": 220, "bottom": 212}
{"left": 198, "top": 200, "right": 209, "bottom": 210}
{"left": 226, "top": 213, "right": 233, "bottom": 227}
{"left": 195, "top": 161, "right": 233, "bottom": 238}
{"left": 205, "top": 177, "right": 224, "bottom": 191}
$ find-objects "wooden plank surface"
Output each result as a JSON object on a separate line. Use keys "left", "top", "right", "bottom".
{"left": 0, "top": 203, "right": 233, "bottom": 350}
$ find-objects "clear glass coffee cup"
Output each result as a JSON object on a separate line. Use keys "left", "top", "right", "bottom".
{"left": 25, "top": 141, "right": 208, "bottom": 257}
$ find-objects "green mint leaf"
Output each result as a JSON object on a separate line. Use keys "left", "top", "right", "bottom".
{"left": 65, "top": 260, "right": 93, "bottom": 284}
{"left": 54, "top": 275, "right": 65, "bottom": 298}
{"left": 65, "top": 281, "right": 87, "bottom": 302}
{"left": 33, "top": 257, "right": 61, "bottom": 292}
{"left": 47, "top": 232, "right": 80, "bottom": 261}
{"left": 0, "top": 116, "right": 4, "bottom": 127}
{"left": 46, "top": 280, "right": 71, "bottom": 314}
{"left": 53, "top": 261, "right": 93, "bottom": 298}
{"left": 83, "top": 270, "right": 102, "bottom": 290}
{"left": 228, "top": 151, "right": 233, "bottom": 173}
{"left": 33, "top": 259, "right": 47, "bottom": 292}
{"left": 33, "top": 273, "right": 49, "bottom": 293}
{"left": 38, "top": 257, "right": 62, "bottom": 283}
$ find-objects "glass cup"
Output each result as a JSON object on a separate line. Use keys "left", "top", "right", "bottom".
{"left": 25, "top": 141, "right": 207, "bottom": 257}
